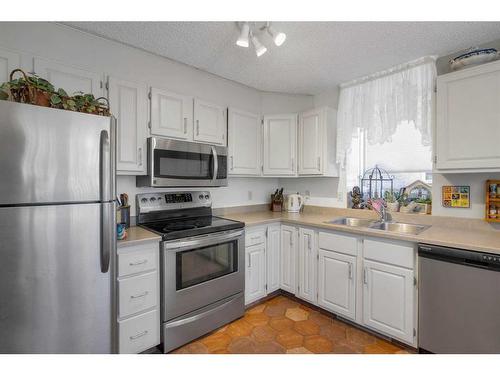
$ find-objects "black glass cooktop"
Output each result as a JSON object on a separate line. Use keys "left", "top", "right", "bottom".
{"left": 140, "top": 215, "right": 244, "bottom": 240}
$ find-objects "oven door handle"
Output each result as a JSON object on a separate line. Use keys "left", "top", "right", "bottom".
{"left": 164, "top": 229, "right": 244, "bottom": 251}
{"left": 211, "top": 146, "right": 218, "bottom": 182}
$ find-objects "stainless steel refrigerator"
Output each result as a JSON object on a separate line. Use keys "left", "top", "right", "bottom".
{"left": 0, "top": 100, "right": 117, "bottom": 353}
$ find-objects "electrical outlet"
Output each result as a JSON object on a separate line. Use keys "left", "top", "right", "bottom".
{"left": 248, "top": 190, "right": 253, "bottom": 201}
{"left": 305, "top": 190, "right": 311, "bottom": 198}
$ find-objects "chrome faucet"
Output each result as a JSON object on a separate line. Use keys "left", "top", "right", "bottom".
{"left": 367, "top": 200, "right": 390, "bottom": 223}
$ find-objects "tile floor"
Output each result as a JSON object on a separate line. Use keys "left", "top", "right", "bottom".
{"left": 170, "top": 295, "right": 412, "bottom": 354}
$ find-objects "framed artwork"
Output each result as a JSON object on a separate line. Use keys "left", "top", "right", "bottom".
{"left": 442, "top": 185, "right": 470, "bottom": 208}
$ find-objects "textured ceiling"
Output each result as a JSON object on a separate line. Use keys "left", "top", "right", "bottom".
{"left": 65, "top": 22, "right": 500, "bottom": 95}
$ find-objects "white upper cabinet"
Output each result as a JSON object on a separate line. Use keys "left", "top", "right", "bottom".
{"left": 436, "top": 60, "right": 500, "bottom": 171}
{"left": 298, "top": 107, "right": 338, "bottom": 176}
{"left": 33, "top": 58, "right": 103, "bottom": 97}
{"left": 297, "top": 227, "right": 317, "bottom": 304}
{"left": 0, "top": 47, "right": 21, "bottom": 83}
{"left": 280, "top": 225, "right": 297, "bottom": 294}
{"left": 227, "top": 108, "right": 262, "bottom": 176}
{"left": 266, "top": 224, "right": 281, "bottom": 294}
{"left": 263, "top": 114, "right": 298, "bottom": 176}
{"left": 108, "top": 76, "right": 148, "bottom": 175}
{"left": 193, "top": 98, "right": 227, "bottom": 145}
{"left": 150, "top": 87, "right": 192, "bottom": 140}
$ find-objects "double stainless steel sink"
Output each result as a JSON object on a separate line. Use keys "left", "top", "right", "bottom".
{"left": 327, "top": 217, "right": 430, "bottom": 235}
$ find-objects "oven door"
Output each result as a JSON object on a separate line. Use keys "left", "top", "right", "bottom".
{"left": 161, "top": 229, "right": 244, "bottom": 321}
{"left": 146, "top": 137, "right": 227, "bottom": 187}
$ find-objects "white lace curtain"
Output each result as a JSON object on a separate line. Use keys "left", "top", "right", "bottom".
{"left": 336, "top": 56, "right": 437, "bottom": 169}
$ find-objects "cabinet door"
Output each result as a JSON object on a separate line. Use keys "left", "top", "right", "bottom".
{"left": 318, "top": 249, "right": 356, "bottom": 320}
{"left": 245, "top": 243, "right": 266, "bottom": 305}
{"left": 280, "top": 225, "right": 297, "bottom": 294}
{"left": 363, "top": 259, "right": 414, "bottom": 344}
{"left": 266, "top": 224, "right": 281, "bottom": 293}
{"left": 263, "top": 114, "right": 297, "bottom": 176}
{"left": 108, "top": 76, "right": 148, "bottom": 174}
{"left": 298, "top": 109, "right": 323, "bottom": 175}
{"left": 0, "top": 47, "right": 21, "bottom": 84}
{"left": 436, "top": 62, "right": 500, "bottom": 170}
{"left": 228, "top": 108, "right": 261, "bottom": 175}
{"left": 298, "top": 228, "right": 317, "bottom": 303}
{"left": 194, "top": 98, "right": 226, "bottom": 145}
{"left": 34, "top": 58, "right": 103, "bottom": 97}
{"left": 150, "top": 87, "right": 192, "bottom": 140}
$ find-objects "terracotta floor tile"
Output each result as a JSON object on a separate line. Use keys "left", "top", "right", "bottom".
{"left": 200, "top": 332, "right": 232, "bottom": 353}
{"left": 244, "top": 312, "right": 270, "bottom": 327}
{"left": 253, "top": 341, "right": 286, "bottom": 354}
{"left": 227, "top": 337, "right": 257, "bottom": 354}
{"left": 172, "top": 295, "right": 408, "bottom": 355}
{"left": 251, "top": 325, "right": 279, "bottom": 343}
{"left": 286, "top": 347, "right": 313, "bottom": 354}
{"left": 294, "top": 320, "right": 320, "bottom": 336}
{"left": 269, "top": 316, "right": 295, "bottom": 332}
{"left": 264, "top": 304, "right": 287, "bottom": 317}
{"left": 285, "top": 307, "right": 309, "bottom": 321}
{"left": 276, "top": 329, "right": 304, "bottom": 349}
{"left": 304, "top": 335, "right": 334, "bottom": 353}
{"left": 226, "top": 319, "right": 254, "bottom": 338}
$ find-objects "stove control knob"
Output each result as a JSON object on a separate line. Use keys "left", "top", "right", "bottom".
{"left": 141, "top": 198, "right": 148, "bottom": 203}
{"left": 205, "top": 194, "right": 210, "bottom": 200}
{"left": 150, "top": 197, "right": 156, "bottom": 203}
{"left": 199, "top": 194, "right": 204, "bottom": 200}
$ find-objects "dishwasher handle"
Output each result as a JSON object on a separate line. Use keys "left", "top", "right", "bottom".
{"left": 418, "top": 243, "right": 500, "bottom": 271}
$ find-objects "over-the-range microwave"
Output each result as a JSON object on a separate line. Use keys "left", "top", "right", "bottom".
{"left": 136, "top": 137, "right": 228, "bottom": 188}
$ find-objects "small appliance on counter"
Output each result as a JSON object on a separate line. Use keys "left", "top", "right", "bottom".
{"left": 285, "top": 193, "right": 304, "bottom": 213}
{"left": 136, "top": 191, "right": 245, "bottom": 353}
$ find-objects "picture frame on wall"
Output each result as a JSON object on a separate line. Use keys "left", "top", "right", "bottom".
{"left": 442, "top": 185, "right": 470, "bottom": 208}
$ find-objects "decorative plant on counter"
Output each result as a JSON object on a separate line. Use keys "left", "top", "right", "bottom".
{"left": 0, "top": 69, "right": 110, "bottom": 116}
{"left": 383, "top": 190, "right": 400, "bottom": 212}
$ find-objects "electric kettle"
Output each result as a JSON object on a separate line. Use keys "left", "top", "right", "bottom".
{"left": 286, "top": 193, "right": 304, "bottom": 213}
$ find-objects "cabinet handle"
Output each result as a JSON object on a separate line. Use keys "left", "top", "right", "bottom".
{"left": 348, "top": 263, "right": 353, "bottom": 280}
{"left": 289, "top": 234, "right": 293, "bottom": 246}
{"left": 363, "top": 268, "right": 368, "bottom": 285}
{"left": 129, "top": 330, "right": 148, "bottom": 340}
{"left": 308, "top": 234, "right": 312, "bottom": 250}
{"left": 196, "top": 119, "right": 200, "bottom": 136}
{"left": 138, "top": 147, "right": 142, "bottom": 166}
{"left": 317, "top": 156, "right": 321, "bottom": 171}
{"left": 129, "top": 259, "right": 147, "bottom": 266}
{"left": 248, "top": 253, "right": 251, "bottom": 268}
{"left": 130, "top": 291, "right": 149, "bottom": 299}
{"left": 231, "top": 156, "right": 234, "bottom": 170}
{"left": 184, "top": 117, "right": 187, "bottom": 134}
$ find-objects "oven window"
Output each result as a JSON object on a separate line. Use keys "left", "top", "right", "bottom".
{"left": 176, "top": 240, "right": 238, "bottom": 290}
{"left": 154, "top": 149, "right": 214, "bottom": 179}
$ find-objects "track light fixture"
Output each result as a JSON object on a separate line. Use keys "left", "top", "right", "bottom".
{"left": 235, "top": 22, "right": 286, "bottom": 58}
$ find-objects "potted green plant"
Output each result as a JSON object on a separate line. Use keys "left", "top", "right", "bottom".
{"left": 415, "top": 198, "right": 432, "bottom": 214}
{"left": 383, "top": 191, "right": 400, "bottom": 212}
{"left": 26, "top": 74, "right": 54, "bottom": 107}
{"left": 1, "top": 69, "right": 54, "bottom": 107}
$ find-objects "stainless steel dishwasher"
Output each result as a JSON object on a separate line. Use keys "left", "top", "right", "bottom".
{"left": 418, "top": 244, "right": 500, "bottom": 353}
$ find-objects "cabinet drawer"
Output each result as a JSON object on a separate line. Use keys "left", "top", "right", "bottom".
{"left": 119, "top": 309, "right": 159, "bottom": 354}
{"left": 245, "top": 229, "right": 266, "bottom": 247}
{"left": 363, "top": 238, "right": 414, "bottom": 269}
{"left": 118, "top": 246, "right": 157, "bottom": 277}
{"left": 319, "top": 231, "right": 358, "bottom": 256}
{"left": 118, "top": 272, "right": 158, "bottom": 318}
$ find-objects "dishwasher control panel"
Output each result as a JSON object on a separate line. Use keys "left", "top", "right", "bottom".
{"left": 419, "top": 244, "right": 500, "bottom": 270}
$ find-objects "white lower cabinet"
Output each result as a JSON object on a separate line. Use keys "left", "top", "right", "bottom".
{"left": 266, "top": 224, "right": 281, "bottom": 293}
{"left": 280, "top": 225, "right": 298, "bottom": 294}
{"left": 245, "top": 242, "right": 267, "bottom": 305}
{"left": 318, "top": 249, "right": 356, "bottom": 320}
{"left": 362, "top": 259, "right": 415, "bottom": 344}
{"left": 297, "top": 227, "right": 317, "bottom": 304}
{"left": 117, "top": 240, "right": 160, "bottom": 353}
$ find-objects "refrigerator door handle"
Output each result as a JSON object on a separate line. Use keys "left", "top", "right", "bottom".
{"left": 99, "top": 129, "right": 111, "bottom": 202}
{"left": 101, "top": 202, "right": 116, "bottom": 273}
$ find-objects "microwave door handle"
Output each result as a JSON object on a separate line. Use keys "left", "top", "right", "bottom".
{"left": 211, "top": 146, "right": 218, "bottom": 182}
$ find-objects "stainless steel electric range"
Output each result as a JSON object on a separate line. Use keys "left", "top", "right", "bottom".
{"left": 136, "top": 191, "right": 245, "bottom": 353}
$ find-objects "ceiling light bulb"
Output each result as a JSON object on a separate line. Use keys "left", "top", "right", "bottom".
{"left": 251, "top": 35, "right": 267, "bottom": 57}
{"left": 267, "top": 25, "right": 286, "bottom": 46}
{"left": 236, "top": 23, "right": 250, "bottom": 48}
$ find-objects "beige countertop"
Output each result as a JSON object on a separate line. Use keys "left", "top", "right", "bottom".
{"left": 219, "top": 209, "right": 500, "bottom": 255}
{"left": 117, "top": 226, "right": 161, "bottom": 248}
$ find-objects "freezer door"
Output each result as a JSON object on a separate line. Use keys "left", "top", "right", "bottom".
{"left": 0, "top": 101, "right": 114, "bottom": 205}
{"left": 0, "top": 203, "right": 116, "bottom": 353}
